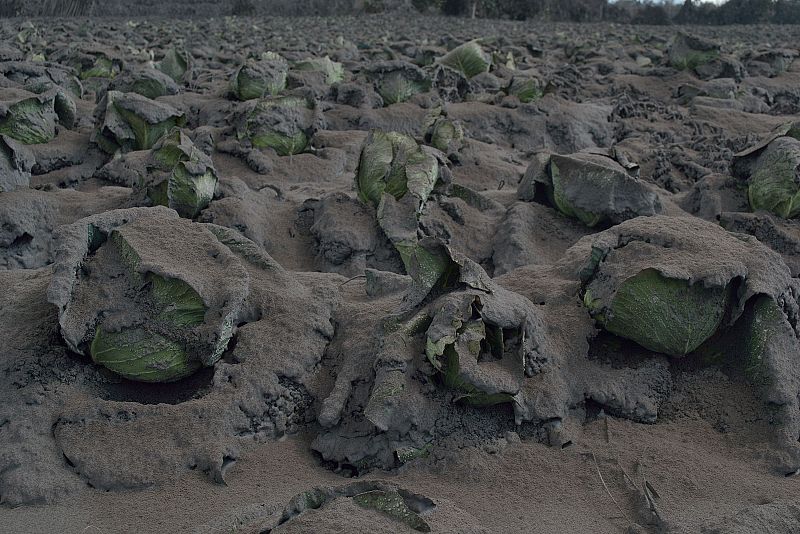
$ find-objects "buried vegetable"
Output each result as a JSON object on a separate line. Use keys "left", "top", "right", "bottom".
{"left": 143, "top": 128, "right": 218, "bottom": 218}
{"left": 355, "top": 130, "right": 438, "bottom": 209}
{"left": 230, "top": 55, "right": 288, "bottom": 101}
{"left": 668, "top": 31, "right": 719, "bottom": 72}
{"left": 422, "top": 107, "right": 464, "bottom": 155}
{"left": 109, "top": 67, "right": 180, "bottom": 100}
{"left": 51, "top": 46, "right": 122, "bottom": 80}
{"left": 517, "top": 149, "right": 660, "bottom": 227}
{"left": 157, "top": 47, "right": 192, "bottom": 84}
{"left": 425, "top": 294, "right": 522, "bottom": 406}
{"left": 506, "top": 74, "right": 545, "bottom": 103}
{"left": 47, "top": 207, "right": 249, "bottom": 382}
{"left": 0, "top": 88, "right": 67, "bottom": 144}
{"left": 355, "top": 130, "right": 445, "bottom": 292}
{"left": 732, "top": 123, "right": 800, "bottom": 219}
{"left": 584, "top": 269, "right": 732, "bottom": 356}
{"left": 364, "top": 61, "right": 431, "bottom": 105}
{"left": 0, "top": 134, "right": 34, "bottom": 191}
{"left": 437, "top": 40, "right": 491, "bottom": 79}
{"left": 94, "top": 90, "right": 186, "bottom": 153}
{"left": 235, "top": 94, "right": 321, "bottom": 156}
{"left": 292, "top": 55, "right": 345, "bottom": 85}
{"left": 748, "top": 137, "right": 800, "bottom": 219}
{"left": 578, "top": 216, "right": 793, "bottom": 358}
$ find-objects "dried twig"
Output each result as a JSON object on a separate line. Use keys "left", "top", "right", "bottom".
{"left": 591, "top": 452, "right": 630, "bottom": 523}
{"left": 339, "top": 274, "right": 366, "bottom": 287}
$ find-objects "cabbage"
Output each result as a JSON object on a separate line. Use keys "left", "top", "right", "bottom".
{"left": 746, "top": 137, "right": 800, "bottom": 218}
{"left": 0, "top": 134, "right": 33, "bottom": 191}
{"left": 22, "top": 82, "right": 78, "bottom": 129}
{"left": 0, "top": 89, "right": 59, "bottom": 144}
{"left": 438, "top": 40, "right": 491, "bottom": 79}
{"left": 668, "top": 32, "right": 720, "bottom": 71}
{"left": 506, "top": 75, "right": 544, "bottom": 103}
{"left": 519, "top": 150, "right": 661, "bottom": 227}
{"left": 425, "top": 295, "right": 518, "bottom": 406}
{"left": 143, "top": 129, "right": 218, "bottom": 218}
{"left": 48, "top": 209, "right": 250, "bottom": 383}
{"left": 352, "top": 490, "right": 431, "bottom": 533}
{"left": 292, "top": 56, "right": 345, "bottom": 85}
{"left": 53, "top": 46, "right": 122, "bottom": 80}
{"left": 110, "top": 68, "right": 180, "bottom": 100}
{"left": 95, "top": 90, "right": 187, "bottom": 153}
{"left": 231, "top": 56, "right": 288, "bottom": 101}
{"left": 236, "top": 95, "right": 319, "bottom": 156}
{"left": 355, "top": 130, "right": 438, "bottom": 208}
{"left": 422, "top": 108, "right": 464, "bottom": 154}
{"left": 157, "top": 47, "right": 191, "bottom": 83}
{"left": 365, "top": 61, "right": 431, "bottom": 105}
{"left": 585, "top": 269, "right": 731, "bottom": 357}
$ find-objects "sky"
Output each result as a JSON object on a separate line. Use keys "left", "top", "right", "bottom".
{"left": 610, "top": 0, "right": 728, "bottom": 3}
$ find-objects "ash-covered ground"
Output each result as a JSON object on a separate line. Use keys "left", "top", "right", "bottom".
{"left": 1, "top": 14, "right": 800, "bottom": 534}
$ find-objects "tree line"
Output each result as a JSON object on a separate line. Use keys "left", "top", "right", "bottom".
{"left": 414, "top": 0, "right": 800, "bottom": 24}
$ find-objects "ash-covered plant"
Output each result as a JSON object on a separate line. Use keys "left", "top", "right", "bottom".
{"left": 732, "top": 121, "right": 800, "bottom": 218}
{"left": 51, "top": 45, "right": 122, "bottom": 80}
{"left": 437, "top": 40, "right": 491, "bottom": 79}
{"left": 109, "top": 68, "right": 180, "bottom": 100}
{"left": 230, "top": 53, "right": 288, "bottom": 101}
{"left": 0, "top": 134, "right": 34, "bottom": 191}
{"left": 94, "top": 90, "right": 187, "bottom": 154}
{"left": 364, "top": 61, "right": 431, "bottom": 105}
{"left": 157, "top": 47, "right": 192, "bottom": 84}
{"left": 517, "top": 148, "right": 660, "bottom": 227}
{"left": 422, "top": 107, "right": 464, "bottom": 155}
{"left": 47, "top": 208, "right": 249, "bottom": 383}
{"left": 141, "top": 129, "right": 218, "bottom": 219}
{"left": 292, "top": 56, "right": 345, "bottom": 86}
{"left": 0, "top": 87, "right": 74, "bottom": 144}
{"left": 506, "top": 74, "right": 545, "bottom": 103}
{"left": 235, "top": 94, "right": 322, "bottom": 156}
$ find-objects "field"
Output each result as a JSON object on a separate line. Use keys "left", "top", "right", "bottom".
{"left": 1, "top": 14, "right": 800, "bottom": 533}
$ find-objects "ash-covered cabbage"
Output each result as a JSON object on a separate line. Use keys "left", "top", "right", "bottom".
{"left": 352, "top": 490, "right": 431, "bottom": 533}
{"left": 22, "top": 81, "right": 78, "bottom": 129}
{"left": 0, "top": 134, "right": 34, "bottom": 191}
{"left": 230, "top": 55, "right": 288, "bottom": 101}
{"left": 732, "top": 123, "right": 800, "bottom": 218}
{"left": 94, "top": 90, "right": 187, "bottom": 153}
{"left": 747, "top": 137, "right": 800, "bottom": 219}
{"left": 437, "top": 40, "right": 491, "bottom": 79}
{"left": 157, "top": 47, "right": 192, "bottom": 84}
{"left": 425, "top": 294, "right": 523, "bottom": 406}
{"left": 518, "top": 149, "right": 660, "bottom": 227}
{"left": 585, "top": 269, "right": 731, "bottom": 356}
{"left": 109, "top": 67, "right": 180, "bottom": 100}
{"left": 579, "top": 216, "right": 792, "bottom": 358}
{"left": 506, "top": 74, "right": 545, "bottom": 103}
{"left": 422, "top": 107, "right": 464, "bottom": 154}
{"left": 668, "top": 32, "right": 720, "bottom": 71}
{"left": 47, "top": 208, "right": 249, "bottom": 382}
{"left": 355, "top": 130, "right": 446, "bottom": 295}
{"left": 364, "top": 61, "right": 431, "bottom": 105}
{"left": 273, "top": 482, "right": 434, "bottom": 534}
{"left": 356, "top": 130, "right": 438, "bottom": 209}
{"left": 235, "top": 94, "right": 321, "bottom": 156}
{"left": 52, "top": 46, "right": 122, "bottom": 80}
{"left": 0, "top": 88, "right": 65, "bottom": 144}
{"left": 292, "top": 56, "right": 345, "bottom": 85}
{"left": 0, "top": 60, "right": 83, "bottom": 99}
{"left": 143, "top": 129, "right": 218, "bottom": 218}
